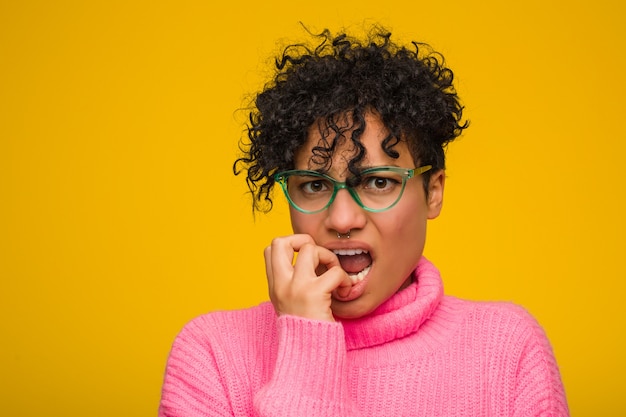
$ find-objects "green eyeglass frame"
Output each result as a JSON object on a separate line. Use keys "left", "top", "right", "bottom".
{"left": 273, "top": 165, "right": 432, "bottom": 214}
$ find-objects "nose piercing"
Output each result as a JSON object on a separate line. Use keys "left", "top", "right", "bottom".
{"left": 337, "top": 230, "right": 351, "bottom": 239}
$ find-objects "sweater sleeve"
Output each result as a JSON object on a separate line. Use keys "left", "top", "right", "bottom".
{"left": 159, "top": 318, "right": 234, "bottom": 417}
{"left": 159, "top": 312, "right": 362, "bottom": 417}
{"left": 511, "top": 308, "right": 569, "bottom": 417}
{"left": 253, "top": 315, "right": 360, "bottom": 417}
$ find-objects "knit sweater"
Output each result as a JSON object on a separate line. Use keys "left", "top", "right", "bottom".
{"left": 159, "top": 258, "right": 568, "bottom": 416}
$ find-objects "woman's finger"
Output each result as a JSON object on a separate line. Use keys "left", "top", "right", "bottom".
{"left": 293, "top": 245, "right": 351, "bottom": 293}
{"left": 263, "top": 245, "right": 276, "bottom": 304}
{"left": 292, "top": 243, "right": 341, "bottom": 280}
{"left": 269, "top": 234, "right": 316, "bottom": 277}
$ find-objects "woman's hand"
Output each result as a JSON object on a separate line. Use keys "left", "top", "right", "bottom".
{"left": 264, "top": 234, "right": 351, "bottom": 322}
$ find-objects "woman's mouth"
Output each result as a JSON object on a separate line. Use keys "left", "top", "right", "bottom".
{"left": 333, "top": 248, "right": 372, "bottom": 284}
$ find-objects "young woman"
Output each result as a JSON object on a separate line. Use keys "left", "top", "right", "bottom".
{"left": 159, "top": 26, "right": 569, "bottom": 417}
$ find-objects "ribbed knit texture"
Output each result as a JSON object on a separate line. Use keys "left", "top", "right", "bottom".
{"left": 159, "top": 258, "right": 569, "bottom": 416}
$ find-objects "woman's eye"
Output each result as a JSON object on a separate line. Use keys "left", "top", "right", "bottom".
{"left": 301, "top": 180, "right": 329, "bottom": 194}
{"left": 363, "top": 176, "right": 398, "bottom": 192}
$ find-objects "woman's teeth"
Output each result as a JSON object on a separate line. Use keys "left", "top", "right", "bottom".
{"left": 348, "top": 264, "right": 371, "bottom": 283}
{"left": 333, "top": 248, "right": 368, "bottom": 256}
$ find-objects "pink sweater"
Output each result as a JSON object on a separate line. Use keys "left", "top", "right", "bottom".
{"left": 159, "top": 258, "right": 568, "bottom": 416}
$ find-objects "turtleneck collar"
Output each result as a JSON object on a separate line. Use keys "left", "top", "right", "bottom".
{"left": 339, "top": 257, "right": 443, "bottom": 351}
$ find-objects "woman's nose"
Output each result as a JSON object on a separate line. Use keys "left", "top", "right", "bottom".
{"left": 325, "top": 188, "right": 367, "bottom": 233}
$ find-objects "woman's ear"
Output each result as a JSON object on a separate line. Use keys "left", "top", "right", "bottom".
{"left": 427, "top": 169, "right": 445, "bottom": 219}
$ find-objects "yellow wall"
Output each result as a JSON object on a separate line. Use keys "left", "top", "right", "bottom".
{"left": 1, "top": 1, "right": 624, "bottom": 415}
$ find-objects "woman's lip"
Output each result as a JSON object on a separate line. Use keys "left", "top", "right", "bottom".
{"left": 323, "top": 240, "right": 372, "bottom": 253}
{"left": 332, "top": 264, "right": 371, "bottom": 302}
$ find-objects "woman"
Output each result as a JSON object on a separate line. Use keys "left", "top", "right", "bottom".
{"left": 159, "top": 26, "right": 569, "bottom": 416}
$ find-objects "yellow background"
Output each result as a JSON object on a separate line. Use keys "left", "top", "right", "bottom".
{"left": 1, "top": 1, "right": 624, "bottom": 415}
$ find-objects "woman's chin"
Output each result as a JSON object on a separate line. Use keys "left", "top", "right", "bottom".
{"left": 331, "top": 294, "right": 377, "bottom": 320}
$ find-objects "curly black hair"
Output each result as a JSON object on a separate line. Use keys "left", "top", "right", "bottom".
{"left": 234, "top": 25, "right": 468, "bottom": 212}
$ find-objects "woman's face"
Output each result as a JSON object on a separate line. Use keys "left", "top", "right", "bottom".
{"left": 289, "top": 113, "right": 445, "bottom": 319}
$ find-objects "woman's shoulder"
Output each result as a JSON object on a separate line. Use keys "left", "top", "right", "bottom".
{"left": 170, "top": 302, "right": 277, "bottom": 353}
{"left": 440, "top": 295, "right": 551, "bottom": 347}
{"left": 442, "top": 294, "right": 537, "bottom": 318}
{"left": 188, "top": 301, "right": 275, "bottom": 326}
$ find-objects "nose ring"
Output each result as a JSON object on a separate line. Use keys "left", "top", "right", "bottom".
{"left": 337, "top": 230, "right": 351, "bottom": 239}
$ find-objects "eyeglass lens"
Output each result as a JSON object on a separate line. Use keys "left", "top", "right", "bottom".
{"left": 285, "top": 171, "right": 407, "bottom": 212}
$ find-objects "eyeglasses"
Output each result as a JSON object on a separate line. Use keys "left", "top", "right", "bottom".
{"left": 274, "top": 165, "right": 432, "bottom": 214}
